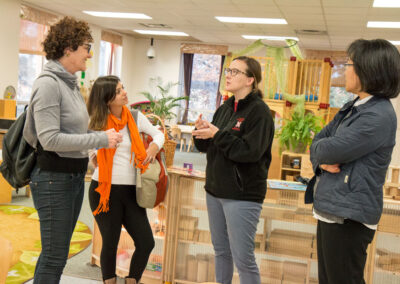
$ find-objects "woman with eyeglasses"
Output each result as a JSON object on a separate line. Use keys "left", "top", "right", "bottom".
{"left": 193, "top": 56, "right": 274, "bottom": 284}
{"left": 308, "top": 39, "right": 400, "bottom": 283}
{"left": 23, "top": 17, "right": 122, "bottom": 284}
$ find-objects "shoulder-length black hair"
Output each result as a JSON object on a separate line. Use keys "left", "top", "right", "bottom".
{"left": 87, "top": 75, "right": 120, "bottom": 130}
{"left": 347, "top": 39, "right": 400, "bottom": 99}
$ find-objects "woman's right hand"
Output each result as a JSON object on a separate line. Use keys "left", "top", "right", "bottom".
{"left": 105, "top": 128, "right": 123, "bottom": 148}
{"left": 195, "top": 114, "right": 208, "bottom": 130}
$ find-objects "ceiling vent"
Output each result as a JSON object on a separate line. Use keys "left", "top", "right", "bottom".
{"left": 295, "top": 29, "right": 328, "bottom": 36}
{"left": 139, "top": 23, "right": 172, "bottom": 29}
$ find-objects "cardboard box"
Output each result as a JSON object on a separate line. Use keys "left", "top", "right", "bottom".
{"left": 0, "top": 99, "right": 16, "bottom": 119}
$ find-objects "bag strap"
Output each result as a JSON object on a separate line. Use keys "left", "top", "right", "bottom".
{"left": 130, "top": 109, "right": 139, "bottom": 124}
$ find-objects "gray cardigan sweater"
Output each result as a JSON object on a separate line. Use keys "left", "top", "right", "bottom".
{"left": 23, "top": 60, "right": 108, "bottom": 159}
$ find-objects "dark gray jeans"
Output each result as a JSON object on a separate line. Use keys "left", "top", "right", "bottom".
{"left": 29, "top": 166, "right": 85, "bottom": 284}
{"left": 206, "top": 192, "right": 262, "bottom": 284}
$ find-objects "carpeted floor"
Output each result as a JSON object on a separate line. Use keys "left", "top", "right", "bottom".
{"left": 0, "top": 204, "right": 92, "bottom": 284}
{"left": 6, "top": 151, "right": 207, "bottom": 283}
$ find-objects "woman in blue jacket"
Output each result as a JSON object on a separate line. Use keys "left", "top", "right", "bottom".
{"left": 309, "top": 39, "right": 400, "bottom": 283}
{"left": 193, "top": 56, "right": 274, "bottom": 284}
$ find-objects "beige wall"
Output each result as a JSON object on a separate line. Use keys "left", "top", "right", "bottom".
{"left": 0, "top": 0, "right": 21, "bottom": 95}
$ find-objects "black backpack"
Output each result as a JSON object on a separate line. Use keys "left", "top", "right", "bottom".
{"left": 0, "top": 110, "right": 36, "bottom": 188}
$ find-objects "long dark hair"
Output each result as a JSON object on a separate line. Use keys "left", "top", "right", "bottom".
{"left": 87, "top": 75, "right": 120, "bottom": 130}
{"left": 347, "top": 39, "right": 400, "bottom": 99}
{"left": 233, "top": 56, "right": 263, "bottom": 98}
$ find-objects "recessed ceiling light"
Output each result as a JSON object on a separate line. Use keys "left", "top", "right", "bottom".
{"left": 83, "top": 11, "right": 151, "bottom": 19}
{"left": 390, "top": 41, "right": 400, "bottom": 45}
{"left": 373, "top": 0, "right": 400, "bottom": 7}
{"left": 242, "top": 35, "right": 299, "bottom": 41}
{"left": 216, "top": 17, "right": 287, "bottom": 24}
{"left": 133, "top": 30, "right": 189, "bottom": 36}
{"left": 367, "top": 21, "right": 400, "bottom": 28}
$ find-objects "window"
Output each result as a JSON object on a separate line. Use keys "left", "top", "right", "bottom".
{"left": 18, "top": 54, "right": 47, "bottom": 103}
{"left": 99, "top": 31, "right": 123, "bottom": 77}
{"left": 17, "top": 19, "right": 48, "bottom": 108}
{"left": 182, "top": 53, "right": 222, "bottom": 123}
{"left": 98, "top": 41, "right": 123, "bottom": 76}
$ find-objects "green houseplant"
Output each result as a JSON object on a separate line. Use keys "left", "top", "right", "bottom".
{"left": 276, "top": 94, "right": 323, "bottom": 153}
{"left": 277, "top": 111, "right": 323, "bottom": 153}
{"left": 139, "top": 77, "right": 188, "bottom": 123}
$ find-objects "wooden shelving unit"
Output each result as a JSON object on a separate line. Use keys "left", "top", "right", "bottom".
{"left": 90, "top": 167, "right": 400, "bottom": 284}
{"left": 280, "top": 151, "right": 314, "bottom": 181}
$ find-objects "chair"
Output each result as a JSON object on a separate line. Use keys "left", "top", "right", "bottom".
{"left": 187, "top": 135, "right": 195, "bottom": 152}
{"left": 170, "top": 126, "right": 186, "bottom": 152}
{"left": 0, "top": 237, "right": 13, "bottom": 284}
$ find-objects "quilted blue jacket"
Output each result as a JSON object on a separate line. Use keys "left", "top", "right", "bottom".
{"left": 309, "top": 96, "right": 397, "bottom": 225}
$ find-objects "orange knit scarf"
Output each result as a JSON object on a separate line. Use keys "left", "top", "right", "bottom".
{"left": 92, "top": 105, "right": 148, "bottom": 215}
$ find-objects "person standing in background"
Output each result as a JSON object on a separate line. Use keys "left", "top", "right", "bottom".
{"left": 23, "top": 17, "right": 122, "bottom": 284}
{"left": 193, "top": 56, "right": 274, "bottom": 284}
{"left": 309, "top": 39, "right": 400, "bottom": 283}
{"left": 87, "top": 75, "right": 164, "bottom": 284}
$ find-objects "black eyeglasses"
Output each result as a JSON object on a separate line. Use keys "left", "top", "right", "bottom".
{"left": 83, "top": 43, "right": 92, "bottom": 53}
{"left": 344, "top": 63, "right": 354, "bottom": 67}
{"left": 224, "top": 68, "right": 247, "bottom": 77}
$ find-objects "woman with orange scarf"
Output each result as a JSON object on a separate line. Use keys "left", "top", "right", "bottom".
{"left": 87, "top": 76, "right": 164, "bottom": 284}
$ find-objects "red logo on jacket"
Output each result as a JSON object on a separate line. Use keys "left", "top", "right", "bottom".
{"left": 232, "top": 118, "right": 244, "bottom": 131}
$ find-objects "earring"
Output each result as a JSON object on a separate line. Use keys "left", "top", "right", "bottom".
{"left": 66, "top": 53, "right": 70, "bottom": 57}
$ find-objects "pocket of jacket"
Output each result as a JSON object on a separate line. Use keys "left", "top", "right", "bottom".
{"left": 342, "top": 164, "right": 356, "bottom": 193}
{"left": 233, "top": 165, "right": 244, "bottom": 191}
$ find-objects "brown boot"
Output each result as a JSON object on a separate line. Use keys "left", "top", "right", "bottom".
{"left": 104, "top": 277, "right": 116, "bottom": 284}
{"left": 125, "top": 278, "right": 137, "bottom": 284}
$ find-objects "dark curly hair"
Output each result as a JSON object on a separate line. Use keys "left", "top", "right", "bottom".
{"left": 42, "top": 16, "right": 93, "bottom": 60}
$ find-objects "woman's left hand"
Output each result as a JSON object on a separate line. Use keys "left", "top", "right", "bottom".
{"left": 144, "top": 143, "right": 159, "bottom": 164}
{"left": 192, "top": 122, "right": 219, "bottom": 139}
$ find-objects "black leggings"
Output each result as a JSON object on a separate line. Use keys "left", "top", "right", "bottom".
{"left": 89, "top": 181, "right": 155, "bottom": 281}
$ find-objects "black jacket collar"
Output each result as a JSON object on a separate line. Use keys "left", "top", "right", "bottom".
{"left": 225, "top": 91, "right": 259, "bottom": 112}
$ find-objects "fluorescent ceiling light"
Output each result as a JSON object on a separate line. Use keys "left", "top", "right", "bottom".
{"left": 83, "top": 11, "right": 151, "bottom": 19}
{"left": 390, "top": 41, "right": 400, "bottom": 45}
{"left": 367, "top": 21, "right": 400, "bottom": 28}
{"left": 134, "top": 30, "right": 189, "bottom": 36}
{"left": 216, "top": 17, "right": 287, "bottom": 24}
{"left": 373, "top": 0, "right": 400, "bottom": 7}
{"left": 242, "top": 35, "right": 299, "bottom": 41}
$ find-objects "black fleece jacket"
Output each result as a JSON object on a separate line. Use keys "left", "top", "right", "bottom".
{"left": 194, "top": 92, "right": 274, "bottom": 203}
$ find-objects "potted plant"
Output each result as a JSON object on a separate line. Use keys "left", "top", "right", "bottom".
{"left": 139, "top": 77, "right": 188, "bottom": 124}
{"left": 276, "top": 94, "right": 323, "bottom": 153}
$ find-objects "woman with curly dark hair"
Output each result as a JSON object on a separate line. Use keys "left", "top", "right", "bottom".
{"left": 23, "top": 16, "right": 122, "bottom": 284}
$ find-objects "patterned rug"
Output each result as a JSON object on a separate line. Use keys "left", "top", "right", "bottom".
{"left": 0, "top": 205, "right": 92, "bottom": 284}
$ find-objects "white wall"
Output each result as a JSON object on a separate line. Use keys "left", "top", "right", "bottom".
{"left": 0, "top": 0, "right": 21, "bottom": 94}
{"left": 391, "top": 96, "right": 400, "bottom": 166}
{"left": 85, "top": 24, "right": 101, "bottom": 85}
{"left": 121, "top": 35, "right": 137, "bottom": 100}
{"left": 128, "top": 39, "right": 181, "bottom": 104}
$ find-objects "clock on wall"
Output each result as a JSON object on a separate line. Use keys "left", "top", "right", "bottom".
{"left": 3, "top": 85, "right": 16, "bottom": 99}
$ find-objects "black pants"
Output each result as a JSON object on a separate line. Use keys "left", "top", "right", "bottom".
{"left": 89, "top": 181, "right": 155, "bottom": 281}
{"left": 317, "top": 219, "right": 375, "bottom": 284}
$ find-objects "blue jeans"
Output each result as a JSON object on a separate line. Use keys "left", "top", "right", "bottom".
{"left": 206, "top": 192, "right": 262, "bottom": 284}
{"left": 29, "top": 166, "right": 85, "bottom": 284}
